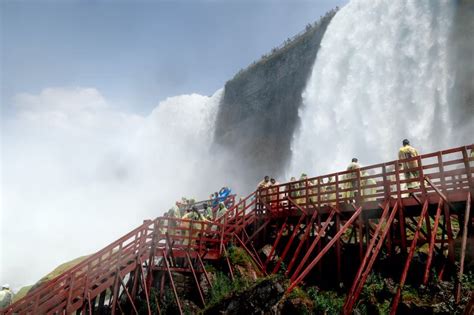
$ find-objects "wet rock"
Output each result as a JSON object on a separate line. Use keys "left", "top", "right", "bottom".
{"left": 200, "top": 272, "right": 216, "bottom": 297}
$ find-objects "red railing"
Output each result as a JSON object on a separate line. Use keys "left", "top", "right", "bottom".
{"left": 2, "top": 144, "right": 472, "bottom": 314}
{"left": 258, "top": 144, "right": 473, "bottom": 213}
{"left": 1, "top": 195, "right": 245, "bottom": 315}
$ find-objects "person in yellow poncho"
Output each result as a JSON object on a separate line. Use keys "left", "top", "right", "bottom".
{"left": 181, "top": 206, "right": 209, "bottom": 246}
{"left": 0, "top": 285, "right": 14, "bottom": 309}
{"left": 344, "top": 158, "right": 361, "bottom": 202}
{"left": 257, "top": 175, "right": 271, "bottom": 204}
{"left": 398, "top": 139, "right": 420, "bottom": 189}
{"left": 203, "top": 203, "right": 213, "bottom": 220}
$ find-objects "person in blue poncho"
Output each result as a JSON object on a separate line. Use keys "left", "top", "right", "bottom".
{"left": 218, "top": 186, "right": 231, "bottom": 203}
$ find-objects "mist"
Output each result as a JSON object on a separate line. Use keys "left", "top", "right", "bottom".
{"left": 1, "top": 87, "right": 229, "bottom": 290}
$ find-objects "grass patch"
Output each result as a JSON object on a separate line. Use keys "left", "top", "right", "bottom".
{"left": 307, "top": 287, "right": 345, "bottom": 315}
{"left": 207, "top": 272, "right": 251, "bottom": 306}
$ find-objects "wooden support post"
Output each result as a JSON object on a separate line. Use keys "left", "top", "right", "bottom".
{"left": 290, "top": 209, "right": 337, "bottom": 282}
{"left": 288, "top": 207, "right": 363, "bottom": 292}
{"left": 245, "top": 218, "right": 271, "bottom": 245}
{"left": 223, "top": 246, "right": 235, "bottom": 281}
{"left": 185, "top": 251, "right": 206, "bottom": 307}
{"left": 358, "top": 214, "right": 364, "bottom": 262}
{"left": 423, "top": 200, "right": 443, "bottom": 285}
{"left": 110, "top": 271, "right": 120, "bottom": 315}
{"left": 336, "top": 213, "right": 342, "bottom": 285}
{"left": 285, "top": 210, "right": 319, "bottom": 276}
{"left": 234, "top": 233, "right": 266, "bottom": 274}
{"left": 65, "top": 274, "right": 75, "bottom": 314}
{"left": 264, "top": 218, "right": 288, "bottom": 270}
{"left": 455, "top": 193, "right": 471, "bottom": 302}
{"left": 343, "top": 201, "right": 393, "bottom": 314}
{"left": 273, "top": 214, "right": 307, "bottom": 274}
{"left": 162, "top": 249, "right": 183, "bottom": 315}
{"left": 462, "top": 147, "right": 474, "bottom": 197}
{"left": 390, "top": 200, "right": 430, "bottom": 315}
{"left": 119, "top": 275, "right": 139, "bottom": 314}
{"left": 139, "top": 262, "right": 152, "bottom": 315}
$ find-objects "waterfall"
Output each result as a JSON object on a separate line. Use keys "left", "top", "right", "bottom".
{"left": 289, "top": 0, "right": 466, "bottom": 177}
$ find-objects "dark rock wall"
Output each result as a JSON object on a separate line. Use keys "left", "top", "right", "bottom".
{"left": 213, "top": 11, "right": 337, "bottom": 189}
{"left": 448, "top": 0, "right": 474, "bottom": 144}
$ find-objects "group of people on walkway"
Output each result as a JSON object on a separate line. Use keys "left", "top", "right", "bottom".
{"left": 256, "top": 139, "right": 426, "bottom": 208}
{"left": 160, "top": 190, "right": 234, "bottom": 246}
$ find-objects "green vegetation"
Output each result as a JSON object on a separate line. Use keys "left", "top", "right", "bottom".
{"left": 15, "top": 254, "right": 90, "bottom": 299}
{"left": 307, "top": 287, "right": 345, "bottom": 315}
{"left": 227, "top": 246, "right": 252, "bottom": 266}
{"left": 207, "top": 272, "right": 251, "bottom": 306}
{"left": 12, "top": 285, "right": 33, "bottom": 303}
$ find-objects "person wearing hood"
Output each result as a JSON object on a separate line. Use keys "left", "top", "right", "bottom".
{"left": 269, "top": 178, "right": 280, "bottom": 203}
{"left": 211, "top": 202, "right": 228, "bottom": 232}
{"left": 164, "top": 204, "right": 181, "bottom": 237}
{"left": 203, "top": 203, "right": 213, "bottom": 220}
{"left": 181, "top": 206, "right": 208, "bottom": 246}
{"left": 344, "top": 158, "right": 361, "bottom": 202}
{"left": 0, "top": 284, "right": 13, "bottom": 309}
{"left": 215, "top": 202, "right": 228, "bottom": 221}
{"left": 257, "top": 175, "right": 271, "bottom": 204}
{"left": 398, "top": 139, "right": 420, "bottom": 190}
{"left": 218, "top": 187, "right": 231, "bottom": 201}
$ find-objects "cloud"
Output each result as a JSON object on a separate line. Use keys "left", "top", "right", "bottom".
{"left": 1, "top": 86, "right": 223, "bottom": 290}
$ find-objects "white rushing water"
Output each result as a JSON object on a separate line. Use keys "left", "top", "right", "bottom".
{"left": 290, "top": 0, "right": 465, "bottom": 177}
{"left": 2, "top": 88, "right": 223, "bottom": 288}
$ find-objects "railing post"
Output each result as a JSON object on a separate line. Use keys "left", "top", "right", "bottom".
{"left": 146, "top": 220, "right": 159, "bottom": 291}
{"left": 111, "top": 244, "right": 123, "bottom": 315}
{"left": 382, "top": 164, "right": 390, "bottom": 200}
{"left": 437, "top": 152, "right": 455, "bottom": 263}
{"left": 394, "top": 162, "right": 407, "bottom": 252}
{"left": 317, "top": 178, "right": 321, "bottom": 210}
{"left": 305, "top": 177, "right": 309, "bottom": 209}
{"left": 65, "top": 273, "right": 75, "bottom": 313}
{"left": 356, "top": 170, "right": 362, "bottom": 205}
{"left": 81, "top": 261, "right": 92, "bottom": 313}
{"left": 462, "top": 146, "right": 474, "bottom": 196}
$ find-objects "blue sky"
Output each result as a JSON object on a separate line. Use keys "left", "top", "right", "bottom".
{"left": 1, "top": 0, "right": 347, "bottom": 115}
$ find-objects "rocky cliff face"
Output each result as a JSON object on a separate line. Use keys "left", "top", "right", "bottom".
{"left": 213, "top": 10, "right": 337, "bottom": 188}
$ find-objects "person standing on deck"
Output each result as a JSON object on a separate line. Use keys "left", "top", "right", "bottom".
{"left": 203, "top": 203, "right": 213, "bottom": 220}
{"left": 345, "top": 158, "right": 361, "bottom": 202}
{"left": 257, "top": 175, "right": 271, "bottom": 204}
{"left": 398, "top": 139, "right": 420, "bottom": 190}
{"left": 181, "top": 206, "right": 208, "bottom": 246}
{"left": 0, "top": 285, "right": 14, "bottom": 309}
